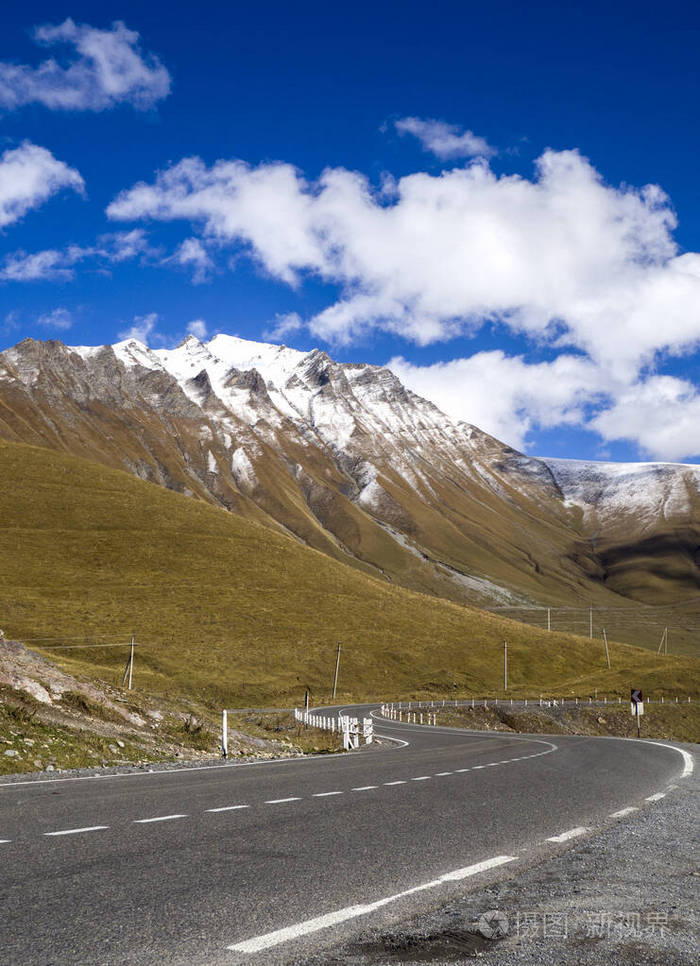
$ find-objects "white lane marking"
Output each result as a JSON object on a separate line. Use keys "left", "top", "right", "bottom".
{"left": 455, "top": 768, "right": 470, "bottom": 773}
{"left": 546, "top": 827, "right": 589, "bottom": 843}
{"left": 44, "top": 825, "right": 109, "bottom": 836}
{"left": 384, "top": 780, "right": 406, "bottom": 786}
{"left": 134, "top": 814, "right": 187, "bottom": 824}
{"left": 610, "top": 807, "right": 639, "bottom": 818}
{"left": 473, "top": 765, "right": 485, "bottom": 769}
{"left": 435, "top": 771, "right": 453, "bottom": 776}
{"left": 643, "top": 742, "right": 694, "bottom": 778}
{"left": 645, "top": 793, "right": 665, "bottom": 802}
{"left": 206, "top": 805, "right": 250, "bottom": 813}
{"left": 227, "top": 855, "right": 517, "bottom": 953}
{"left": 265, "top": 798, "right": 301, "bottom": 804}
{"left": 352, "top": 785, "right": 378, "bottom": 791}
{"left": 668, "top": 784, "right": 679, "bottom": 789}
{"left": 0, "top": 839, "right": 11, "bottom": 843}
{"left": 313, "top": 791, "right": 343, "bottom": 797}
{"left": 411, "top": 776, "right": 431, "bottom": 782}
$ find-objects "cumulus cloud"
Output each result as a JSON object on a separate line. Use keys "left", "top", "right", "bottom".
{"left": 394, "top": 117, "right": 495, "bottom": 159}
{"left": 264, "top": 311, "right": 303, "bottom": 341}
{"left": 589, "top": 376, "right": 700, "bottom": 462}
{"left": 172, "top": 237, "right": 214, "bottom": 283}
{"left": 0, "top": 141, "right": 84, "bottom": 229}
{"left": 107, "top": 148, "right": 700, "bottom": 458}
{"left": 186, "top": 318, "right": 208, "bottom": 339}
{"left": 37, "top": 307, "right": 73, "bottom": 330}
{"left": 389, "top": 351, "right": 609, "bottom": 450}
{"left": 107, "top": 149, "right": 700, "bottom": 372}
{"left": 0, "top": 230, "right": 153, "bottom": 281}
{"left": 0, "top": 19, "right": 170, "bottom": 112}
{"left": 118, "top": 312, "right": 160, "bottom": 343}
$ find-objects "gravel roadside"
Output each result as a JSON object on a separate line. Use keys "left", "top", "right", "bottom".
{"left": 298, "top": 741, "right": 698, "bottom": 965}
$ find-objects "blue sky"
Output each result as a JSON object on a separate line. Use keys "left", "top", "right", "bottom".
{"left": 1, "top": 1, "right": 699, "bottom": 462}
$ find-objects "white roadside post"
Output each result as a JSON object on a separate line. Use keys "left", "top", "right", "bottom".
{"left": 222, "top": 709, "right": 228, "bottom": 759}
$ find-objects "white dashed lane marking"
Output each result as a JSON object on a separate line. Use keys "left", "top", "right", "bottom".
{"left": 134, "top": 814, "right": 187, "bottom": 824}
{"left": 645, "top": 793, "right": 665, "bottom": 802}
{"left": 384, "top": 780, "right": 406, "bottom": 786}
{"left": 610, "top": 807, "right": 639, "bottom": 818}
{"left": 44, "top": 826, "right": 109, "bottom": 837}
{"left": 313, "top": 791, "right": 343, "bottom": 797}
{"left": 352, "top": 785, "right": 378, "bottom": 791}
{"left": 546, "top": 827, "right": 589, "bottom": 843}
{"left": 265, "top": 798, "right": 301, "bottom": 804}
{"left": 411, "top": 776, "right": 431, "bottom": 782}
{"left": 435, "top": 772, "right": 453, "bottom": 776}
{"left": 206, "top": 805, "right": 250, "bottom": 813}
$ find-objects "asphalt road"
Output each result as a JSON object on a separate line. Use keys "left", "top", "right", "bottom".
{"left": 0, "top": 706, "right": 692, "bottom": 966}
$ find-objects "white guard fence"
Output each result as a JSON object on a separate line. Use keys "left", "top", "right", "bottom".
{"left": 293, "top": 708, "right": 374, "bottom": 751}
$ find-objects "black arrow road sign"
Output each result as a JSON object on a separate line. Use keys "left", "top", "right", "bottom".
{"left": 631, "top": 689, "right": 643, "bottom": 703}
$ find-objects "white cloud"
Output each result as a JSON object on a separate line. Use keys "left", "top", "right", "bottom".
{"left": 0, "top": 141, "right": 84, "bottom": 229}
{"left": 186, "top": 318, "right": 208, "bottom": 339}
{"left": 107, "top": 148, "right": 700, "bottom": 459}
{"left": 107, "top": 149, "right": 700, "bottom": 374}
{"left": 389, "top": 351, "right": 609, "bottom": 450}
{"left": 172, "top": 237, "right": 214, "bottom": 283}
{"left": 394, "top": 117, "right": 495, "bottom": 159}
{"left": 264, "top": 311, "right": 303, "bottom": 341}
{"left": 118, "top": 312, "right": 160, "bottom": 343}
{"left": 0, "top": 19, "right": 170, "bottom": 112}
{"left": 37, "top": 307, "right": 73, "bottom": 330}
{"left": 0, "top": 229, "right": 153, "bottom": 281}
{"left": 589, "top": 376, "right": 700, "bottom": 461}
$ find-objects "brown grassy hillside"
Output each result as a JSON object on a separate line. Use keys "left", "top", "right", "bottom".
{"left": 1, "top": 441, "right": 697, "bottom": 709}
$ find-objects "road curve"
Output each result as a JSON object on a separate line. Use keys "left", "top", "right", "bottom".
{"left": 0, "top": 705, "right": 692, "bottom": 966}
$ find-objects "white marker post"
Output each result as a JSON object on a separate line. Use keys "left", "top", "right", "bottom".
{"left": 630, "top": 688, "right": 644, "bottom": 738}
{"left": 222, "top": 709, "right": 228, "bottom": 758}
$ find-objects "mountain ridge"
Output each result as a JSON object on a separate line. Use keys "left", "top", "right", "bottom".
{"left": 1, "top": 334, "right": 698, "bottom": 622}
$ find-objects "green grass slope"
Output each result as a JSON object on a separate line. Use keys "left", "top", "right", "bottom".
{"left": 1, "top": 441, "right": 697, "bottom": 708}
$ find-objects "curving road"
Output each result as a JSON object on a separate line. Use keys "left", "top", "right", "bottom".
{"left": 0, "top": 705, "right": 692, "bottom": 966}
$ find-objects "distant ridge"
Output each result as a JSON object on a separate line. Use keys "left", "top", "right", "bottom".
{"left": 1, "top": 335, "right": 698, "bottom": 631}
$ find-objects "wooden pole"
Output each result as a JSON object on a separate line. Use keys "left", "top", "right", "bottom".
{"left": 127, "top": 635, "right": 134, "bottom": 690}
{"left": 332, "top": 642, "right": 341, "bottom": 700}
{"left": 503, "top": 641, "right": 508, "bottom": 691}
{"left": 603, "top": 627, "right": 611, "bottom": 669}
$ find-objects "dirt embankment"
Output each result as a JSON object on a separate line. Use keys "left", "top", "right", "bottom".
{"left": 433, "top": 703, "right": 700, "bottom": 743}
{"left": 0, "top": 638, "right": 337, "bottom": 775}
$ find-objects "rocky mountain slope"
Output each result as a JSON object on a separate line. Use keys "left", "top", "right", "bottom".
{"left": 0, "top": 335, "right": 698, "bottom": 613}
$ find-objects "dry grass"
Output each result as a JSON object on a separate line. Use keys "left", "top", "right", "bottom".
{"left": 1, "top": 441, "right": 698, "bottom": 711}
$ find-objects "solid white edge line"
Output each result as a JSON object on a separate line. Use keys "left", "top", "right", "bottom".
{"left": 206, "top": 805, "right": 250, "bottom": 812}
{"left": 610, "top": 807, "right": 639, "bottom": 818}
{"left": 642, "top": 741, "right": 694, "bottom": 778}
{"left": 546, "top": 826, "right": 589, "bottom": 843}
{"left": 44, "top": 825, "right": 109, "bottom": 836}
{"left": 645, "top": 792, "right": 665, "bottom": 802}
{"left": 134, "top": 814, "right": 187, "bottom": 823}
{"left": 227, "top": 855, "right": 517, "bottom": 953}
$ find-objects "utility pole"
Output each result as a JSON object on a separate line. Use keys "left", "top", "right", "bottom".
{"left": 503, "top": 641, "right": 508, "bottom": 691}
{"left": 332, "top": 642, "right": 341, "bottom": 700}
{"left": 547, "top": 607, "right": 551, "bottom": 632}
{"left": 589, "top": 606, "right": 593, "bottom": 640}
{"left": 128, "top": 634, "right": 134, "bottom": 690}
{"left": 602, "top": 627, "right": 611, "bottom": 669}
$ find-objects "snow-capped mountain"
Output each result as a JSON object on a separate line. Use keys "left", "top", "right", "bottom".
{"left": 1, "top": 334, "right": 698, "bottom": 608}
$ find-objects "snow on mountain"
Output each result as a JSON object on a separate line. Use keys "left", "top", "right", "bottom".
{"left": 544, "top": 457, "right": 700, "bottom": 526}
{"left": 2, "top": 332, "right": 698, "bottom": 609}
